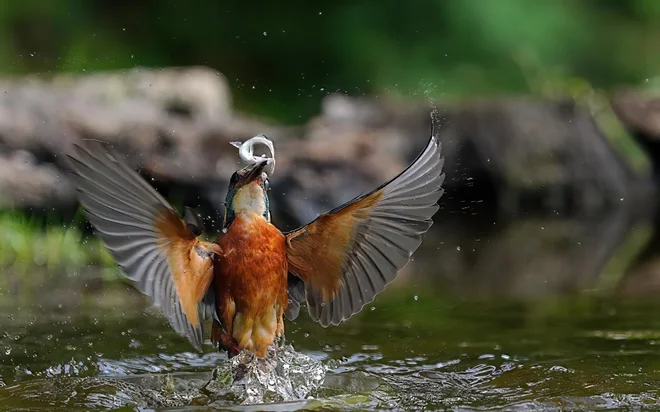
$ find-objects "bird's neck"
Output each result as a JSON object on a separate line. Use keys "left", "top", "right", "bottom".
{"left": 223, "top": 187, "right": 270, "bottom": 229}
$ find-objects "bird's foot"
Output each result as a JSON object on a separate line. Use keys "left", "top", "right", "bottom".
{"left": 216, "top": 333, "right": 241, "bottom": 359}
{"left": 227, "top": 344, "right": 241, "bottom": 359}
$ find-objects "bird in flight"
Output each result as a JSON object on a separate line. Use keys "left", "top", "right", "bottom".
{"left": 66, "top": 111, "right": 445, "bottom": 358}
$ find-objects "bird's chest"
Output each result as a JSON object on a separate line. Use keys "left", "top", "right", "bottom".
{"left": 214, "top": 214, "right": 287, "bottom": 307}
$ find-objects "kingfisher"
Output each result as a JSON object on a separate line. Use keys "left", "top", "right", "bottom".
{"left": 66, "top": 112, "right": 445, "bottom": 358}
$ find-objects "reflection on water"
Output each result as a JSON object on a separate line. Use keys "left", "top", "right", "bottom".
{"left": 3, "top": 206, "right": 660, "bottom": 410}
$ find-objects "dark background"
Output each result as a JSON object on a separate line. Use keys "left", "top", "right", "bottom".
{"left": 1, "top": 0, "right": 658, "bottom": 122}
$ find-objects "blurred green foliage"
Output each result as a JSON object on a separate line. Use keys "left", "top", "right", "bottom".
{"left": 0, "top": 0, "right": 657, "bottom": 123}
{"left": 0, "top": 211, "right": 114, "bottom": 274}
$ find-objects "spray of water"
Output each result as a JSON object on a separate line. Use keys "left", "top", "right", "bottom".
{"left": 202, "top": 344, "right": 329, "bottom": 405}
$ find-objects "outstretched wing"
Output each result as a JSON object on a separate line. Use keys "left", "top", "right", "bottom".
{"left": 67, "top": 141, "right": 222, "bottom": 350}
{"left": 285, "top": 111, "right": 444, "bottom": 326}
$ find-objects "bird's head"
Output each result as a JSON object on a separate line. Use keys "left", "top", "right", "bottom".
{"left": 223, "top": 159, "right": 271, "bottom": 227}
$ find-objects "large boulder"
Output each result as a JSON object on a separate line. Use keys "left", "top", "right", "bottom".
{"left": 0, "top": 67, "right": 647, "bottom": 232}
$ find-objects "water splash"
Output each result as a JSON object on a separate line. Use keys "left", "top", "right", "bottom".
{"left": 202, "top": 344, "right": 328, "bottom": 405}
{"left": 0, "top": 345, "right": 330, "bottom": 409}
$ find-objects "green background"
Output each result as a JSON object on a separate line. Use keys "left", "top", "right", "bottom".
{"left": 0, "top": 0, "right": 657, "bottom": 123}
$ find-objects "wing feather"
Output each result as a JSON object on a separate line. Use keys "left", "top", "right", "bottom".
{"left": 286, "top": 110, "right": 444, "bottom": 326}
{"left": 67, "top": 140, "right": 221, "bottom": 350}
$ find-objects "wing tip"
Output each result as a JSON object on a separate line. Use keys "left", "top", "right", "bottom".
{"left": 68, "top": 138, "right": 107, "bottom": 158}
{"left": 313, "top": 305, "right": 357, "bottom": 328}
{"left": 430, "top": 106, "right": 442, "bottom": 142}
{"left": 68, "top": 139, "right": 126, "bottom": 171}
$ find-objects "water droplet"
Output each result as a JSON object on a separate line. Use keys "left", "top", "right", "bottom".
{"left": 263, "top": 32, "right": 267, "bottom": 36}
{"left": 304, "top": 333, "right": 309, "bottom": 337}
{"left": 414, "top": 295, "right": 418, "bottom": 301}
{"left": 222, "top": 228, "right": 228, "bottom": 234}
{"left": 456, "top": 246, "right": 461, "bottom": 251}
{"left": 4, "top": 348, "right": 11, "bottom": 355}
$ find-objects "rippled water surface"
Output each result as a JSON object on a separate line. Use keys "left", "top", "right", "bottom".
{"left": 2, "top": 275, "right": 660, "bottom": 410}
{"left": 3, "top": 214, "right": 660, "bottom": 410}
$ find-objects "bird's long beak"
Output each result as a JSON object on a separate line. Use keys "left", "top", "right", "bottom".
{"left": 234, "top": 159, "right": 268, "bottom": 188}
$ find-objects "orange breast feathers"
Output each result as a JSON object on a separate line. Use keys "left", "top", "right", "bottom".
{"left": 214, "top": 213, "right": 288, "bottom": 355}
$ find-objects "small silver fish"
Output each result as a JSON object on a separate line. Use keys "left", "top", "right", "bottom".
{"left": 230, "top": 135, "right": 276, "bottom": 176}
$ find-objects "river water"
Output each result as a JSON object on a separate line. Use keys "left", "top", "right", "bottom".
{"left": 2, "top": 209, "right": 660, "bottom": 410}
